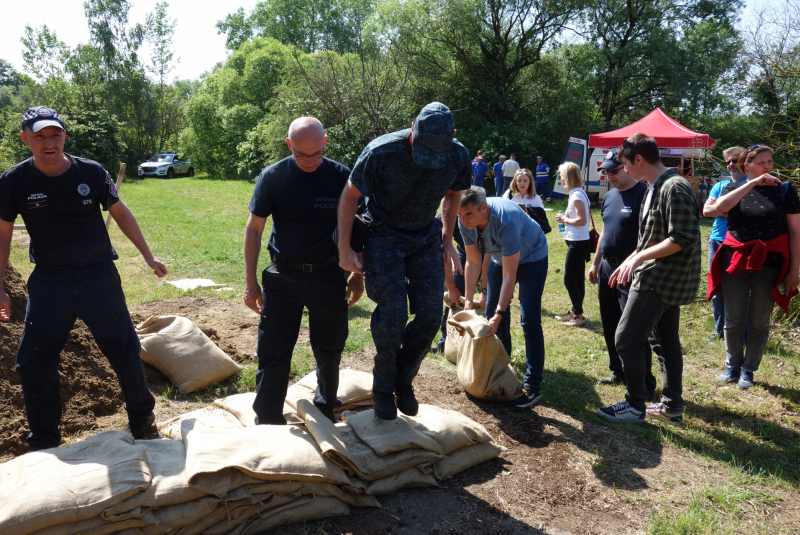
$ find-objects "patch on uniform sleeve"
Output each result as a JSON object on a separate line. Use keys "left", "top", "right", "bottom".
{"left": 108, "top": 180, "right": 119, "bottom": 198}
{"left": 105, "top": 171, "right": 113, "bottom": 185}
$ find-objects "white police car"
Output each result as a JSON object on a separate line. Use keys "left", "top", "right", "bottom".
{"left": 138, "top": 152, "right": 194, "bottom": 178}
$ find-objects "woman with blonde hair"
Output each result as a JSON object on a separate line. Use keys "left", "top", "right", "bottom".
{"left": 504, "top": 168, "right": 544, "bottom": 208}
{"left": 555, "top": 162, "right": 591, "bottom": 327}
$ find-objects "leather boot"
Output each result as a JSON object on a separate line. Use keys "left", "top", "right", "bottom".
{"left": 395, "top": 384, "right": 419, "bottom": 416}
{"left": 372, "top": 389, "right": 397, "bottom": 420}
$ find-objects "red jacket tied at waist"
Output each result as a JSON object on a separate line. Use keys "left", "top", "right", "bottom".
{"left": 707, "top": 232, "right": 798, "bottom": 312}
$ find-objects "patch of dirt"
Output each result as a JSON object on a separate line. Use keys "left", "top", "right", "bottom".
{"left": 0, "top": 265, "right": 122, "bottom": 460}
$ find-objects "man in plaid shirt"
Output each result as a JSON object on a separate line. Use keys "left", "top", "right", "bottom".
{"left": 597, "top": 133, "right": 701, "bottom": 425}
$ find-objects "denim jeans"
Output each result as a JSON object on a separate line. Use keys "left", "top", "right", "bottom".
{"left": 597, "top": 258, "right": 656, "bottom": 391}
{"left": 494, "top": 175, "right": 505, "bottom": 197}
{"left": 709, "top": 237, "right": 748, "bottom": 340}
{"left": 485, "top": 257, "right": 548, "bottom": 390}
{"left": 564, "top": 239, "right": 591, "bottom": 315}
{"left": 254, "top": 262, "right": 348, "bottom": 424}
{"left": 615, "top": 289, "right": 683, "bottom": 413}
{"left": 720, "top": 248, "right": 779, "bottom": 372}
{"left": 16, "top": 261, "right": 155, "bottom": 450}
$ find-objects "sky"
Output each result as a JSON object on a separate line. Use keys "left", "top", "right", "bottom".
{"left": 1, "top": 0, "right": 254, "bottom": 82}
{"left": 0, "top": 0, "right": 771, "bottom": 83}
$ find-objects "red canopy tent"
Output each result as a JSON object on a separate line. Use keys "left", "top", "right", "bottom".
{"left": 588, "top": 108, "right": 716, "bottom": 149}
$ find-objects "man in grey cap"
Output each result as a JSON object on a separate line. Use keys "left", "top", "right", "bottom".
{"left": 338, "top": 102, "right": 472, "bottom": 420}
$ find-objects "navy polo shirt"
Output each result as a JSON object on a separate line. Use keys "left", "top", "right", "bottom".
{"left": 349, "top": 129, "right": 472, "bottom": 233}
{"left": 599, "top": 181, "right": 647, "bottom": 261}
{"left": 249, "top": 156, "right": 351, "bottom": 264}
{"left": 0, "top": 156, "right": 120, "bottom": 269}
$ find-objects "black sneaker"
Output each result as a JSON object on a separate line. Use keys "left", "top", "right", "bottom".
{"left": 373, "top": 389, "right": 397, "bottom": 420}
{"left": 126, "top": 412, "right": 159, "bottom": 440}
{"left": 513, "top": 388, "right": 541, "bottom": 408}
{"left": 395, "top": 384, "right": 419, "bottom": 416}
{"left": 597, "top": 374, "right": 625, "bottom": 386}
{"left": 429, "top": 339, "right": 445, "bottom": 354}
{"left": 717, "top": 366, "right": 740, "bottom": 384}
{"left": 597, "top": 400, "right": 645, "bottom": 423}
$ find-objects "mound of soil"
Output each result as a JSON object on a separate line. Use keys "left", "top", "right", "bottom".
{"left": 0, "top": 264, "right": 122, "bottom": 459}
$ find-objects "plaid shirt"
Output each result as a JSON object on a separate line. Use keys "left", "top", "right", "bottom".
{"left": 632, "top": 170, "right": 701, "bottom": 306}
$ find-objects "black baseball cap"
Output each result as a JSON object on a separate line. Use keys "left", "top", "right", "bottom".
{"left": 22, "top": 106, "right": 65, "bottom": 132}
{"left": 412, "top": 102, "right": 455, "bottom": 169}
{"left": 599, "top": 148, "right": 623, "bottom": 169}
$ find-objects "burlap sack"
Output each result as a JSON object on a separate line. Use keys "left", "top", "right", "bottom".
{"left": 284, "top": 382, "right": 316, "bottom": 411}
{"left": 448, "top": 310, "right": 523, "bottom": 402}
{"left": 157, "top": 406, "right": 245, "bottom": 440}
{"left": 213, "top": 392, "right": 303, "bottom": 426}
{"left": 136, "top": 316, "right": 242, "bottom": 393}
{"left": 344, "top": 404, "right": 493, "bottom": 456}
{"left": 102, "top": 439, "right": 208, "bottom": 520}
{"left": 34, "top": 512, "right": 157, "bottom": 535}
{"left": 244, "top": 481, "right": 380, "bottom": 508}
{"left": 363, "top": 463, "right": 439, "bottom": 495}
{"left": 0, "top": 431, "right": 150, "bottom": 535}
{"left": 181, "top": 420, "right": 352, "bottom": 497}
{"left": 433, "top": 441, "right": 504, "bottom": 481}
{"left": 442, "top": 293, "right": 485, "bottom": 364}
{"left": 296, "top": 368, "right": 373, "bottom": 408}
{"left": 236, "top": 496, "right": 350, "bottom": 535}
{"left": 298, "top": 399, "right": 443, "bottom": 481}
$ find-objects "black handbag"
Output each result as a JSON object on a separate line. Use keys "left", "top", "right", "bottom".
{"left": 525, "top": 206, "right": 552, "bottom": 234}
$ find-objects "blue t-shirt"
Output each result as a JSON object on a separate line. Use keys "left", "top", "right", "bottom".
{"left": 493, "top": 162, "right": 503, "bottom": 179}
{"left": 708, "top": 176, "right": 747, "bottom": 242}
{"left": 249, "top": 156, "right": 351, "bottom": 263}
{"left": 599, "top": 181, "right": 647, "bottom": 260}
{"left": 472, "top": 161, "right": 489, "bottom": 187}
{"left": 349, "top": 129, "right": 472, "bottom": 233}
{"left": 0, "top": 155, "right": 120, "bottom": 269}
{"left": 460, "top": 198, "right": 548, "bottom": 266}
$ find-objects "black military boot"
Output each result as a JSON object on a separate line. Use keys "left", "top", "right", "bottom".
{"left": 372, "top": 389, "right": 397, "bottom": 420}
{"left": 395, "top": 384, "right": 419, "bottom": 416}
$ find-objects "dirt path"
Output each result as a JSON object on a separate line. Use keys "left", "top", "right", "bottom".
{"left": 2, "top": 291, "right": 798, "bottom": 533}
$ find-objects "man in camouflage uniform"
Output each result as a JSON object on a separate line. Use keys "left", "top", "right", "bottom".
{"left": 338, "top": 102, "right": 472, "bottom": 420}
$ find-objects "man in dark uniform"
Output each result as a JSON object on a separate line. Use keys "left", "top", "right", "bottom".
{"left": 337, "top": 102, "right": 472, "bottom": 420}
{"left": 0, "top": 106, "right": 167, "bottom": 451}
{"left": 587, "top": 149, "right": 655, "bottom": 398}
{"left": 244, "top": 117, "right": 363, "bottom": 424}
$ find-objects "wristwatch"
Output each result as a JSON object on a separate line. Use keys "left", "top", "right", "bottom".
{"left": 480, "top": 288, "right": 487, "bottom": 294}
{"left": 494, "top": 308, "right": 508, "bottom": 319}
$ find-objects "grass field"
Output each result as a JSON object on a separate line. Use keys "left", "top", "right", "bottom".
{"left": 7, "top": 175, "right": 800, "bottom": 533}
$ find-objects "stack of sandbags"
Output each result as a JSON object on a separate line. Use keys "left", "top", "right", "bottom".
{"left": 285, "top": 368, "right": 373, "bottom": 413}
{"left": 0, "top": 370, "right": 501, "bottom": 534}
{"left": 136, "top": 316, "right": 242, "bottom": 393}
{"left": 442, "top": 293, "right": 485, "bottom": 364}
{"left": 447, "top": 310, "right": 524, "bottom": 402}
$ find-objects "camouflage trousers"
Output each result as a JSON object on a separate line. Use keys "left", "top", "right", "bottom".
{"left": 362, "top": 220, "right": 444, "bottom": 393}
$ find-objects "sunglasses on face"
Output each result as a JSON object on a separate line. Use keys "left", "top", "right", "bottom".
{"left": 601, "top": 167, "right": 622, "bottom": 176}
{"left": 725, "top": 159, "right": 738, "bottom": 166}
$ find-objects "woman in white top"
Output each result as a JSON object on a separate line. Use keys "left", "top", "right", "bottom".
{"left": 503, "top": 168, "right": 544, "bottom": 208}
{"left": 554, "top": 162, "right": 591, "bottom": 327}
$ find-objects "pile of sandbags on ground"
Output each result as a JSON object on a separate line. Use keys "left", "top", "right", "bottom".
{"left": 136, "top": 316, "right": 242, "bottom": 393}
{"left": 0, "top": 370, "right": 501, "bottom": 535}
{"left": 447, "top": 309, "right": 524, "bottom": 402}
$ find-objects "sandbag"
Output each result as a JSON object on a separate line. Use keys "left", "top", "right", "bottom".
{"left": 433, "top": 441, "right": 504, "bottom": 481}
{"left": 442, "top": 293, "right": 485, "bottom": 364}
{"left": 136, "top": 316, "right": 242, "bottom": 393}
{"left": 244, "top": 481, "right": 380, "bottom": 509}
{"left": 0, "top": 431, "right": 151, "bottom": 535}
{"left": 181, "top": 420, "right": 352, "bottom": 497}
{"left": 157, "top": 407, "right": 245, "bottom": 440}
{"left": 344, "top": 404, "right": 493, "bottom": 456}
{"left": 213, "top": 392, "right": 303, "bottom": 426}
{"left": 362, "top": 463, "right": 439, "bottom": 496}
{"left": 296, "top": 368, "right": 373, "bottom": 408}
{"left": 34, "top": 511, "right": 157, "bottom": 535}
{"left": 237, "top": 496, "right": 350, "bottom": 535}
{"left": 448, "top": 310, "right": 523, "bottom": 402}
{"left": 298, "top": 399, "right": 443, "bottom": 481}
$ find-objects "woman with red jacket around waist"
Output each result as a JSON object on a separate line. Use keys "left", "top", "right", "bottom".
{"left": 708, "top": 144, "right": 800, "bottom": 389}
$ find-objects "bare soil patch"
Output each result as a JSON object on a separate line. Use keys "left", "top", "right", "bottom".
{"left": 1, "top": 290, "right": 798, "bottom": 533}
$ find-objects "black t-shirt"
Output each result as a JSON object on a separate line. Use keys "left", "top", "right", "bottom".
{"left": 722, "top": 181, "right": 800, "bottom": 242}
{"left": 249, "top": 156, "right": 351, "bottom": 263}
{"left": 600, "top": 181, "right": 647, "bottom": 260}
{"left": 349, "top": 129, "right": 472, "bottom": 233}
{"left": 0, "top": 156, "right": 119, "bottom": 269}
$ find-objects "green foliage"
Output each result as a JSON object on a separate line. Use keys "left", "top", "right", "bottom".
{"left": 62, "top": 110, "right": 127, "bottom": 175}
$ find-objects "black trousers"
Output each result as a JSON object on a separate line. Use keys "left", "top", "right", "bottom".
{"left": 253, "top": 261, "right": 348, "bottom": 424}
{"left": 16, "top": 261, "right": 154, "bottom": 450}
{"left": 563, "top": 239, "right": 591, "bottom": 315}
{"left": 598, "top": 258, "right": 656, "bottom": 391}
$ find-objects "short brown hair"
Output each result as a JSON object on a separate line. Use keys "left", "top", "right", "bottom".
{"left": 737, "top": 144, "right": 774, "bottom": 174}
{"left": 618, "top": 133, "right": 661, "bottom": 165}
